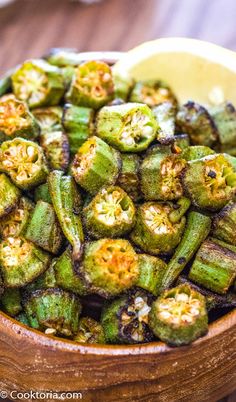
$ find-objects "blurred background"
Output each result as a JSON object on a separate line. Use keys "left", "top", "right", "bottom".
{"left": 0, "top": 0, "right": 236, "bottom": 76}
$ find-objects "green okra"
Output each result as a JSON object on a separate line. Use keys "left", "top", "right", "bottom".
{"left": 45, "top": 48, "right": 81, "bottom": 67}
{"left": 0, "top": 138, "right": 49, "bottom": 190}
{"left": 0, "top": 70, "right": 12, "bottom": 97}
{"left": 101, "top": 289, "right": 154, "bottom": 344}
{"left": 153, "top": 101, "right": 176, "bottom": 144}
{"left": 15, "top": 312, "right": 30, "bottom": 326}
{"left": 71, "top": 136, "right": 121, "bottom": 194}
{"left": 96, "top": 103, "right": 157, "bottom": 153}
{"left": 66, "top": 60, "right": 114, "bottom": 109}
{"left": 141, "top": 146, "right": 186, "bottom": 201}
{"left": 0, "top": 197, "right": 34, "bottom": 239}
{"left": 176, "top": 101, "right": 218, "bottom": 147}
{"left": 168, "top": 197, "right": 191, "bottom": 224}
{"left": 0, "top": 94, "right": 40, "bottom": 142}
{"left": 48, "top": 170, "right": 84, "bottom": 260}
{"left": 24, "top": 260, "right": 57, "bottom": 292}
{"left": 130, "top": 201, "right": 186, "bottom": 255}
{"left": 182, "top": 154, "right": 236, "bottom": 211}
{"left": 34, "top": 183, "right": 52, "bottom": 204}
{"left": 25, "top": 200, "right": 64, "bottom": 254}
{"left": 210, "top": 102, "right": 236, "bottom": 155}
{"left": 182, "top": 145, "right": 215, "bottom": 161}
{"left": 12, "top": 59, "right": 64, "bottom": 109}
{"left": 224, "top": 154, "right": 236, "bottom": 172}
{"left": 136, "top": 254, "right": 167, "bottom": 296}
{"left": 78, "top": 239, "right": 139, "bottom": 298}
{"left": 74, "top": 317, "right": 105, "bottom": 344}
{"left": 173, "top": 134, "right": 190, "bottom": 153}
{"left": 61, "top": 66, "right": 75, "bottom": 89}
{"left": 83, "top": 186, "right": 136, "bottom": 239}
{"left": 177, "top": 275, "right": 236, "bottom": 311}
{"left": 189, "top": 238, "right": 236, "bottom": 294}
{"left": 112, "top": 69, "right": 134, "bottom": 101}
{"left": 62, "top": 103, "right": 94, "bottom": 154}
{"left": 117, "top": 153, "right": 141, "bottom": 202}
{"left": 24, "top": 288, "right": 81, "bottom": 337}
{"left": 0, "top": 173, "right": 21, "bottom": 218}
{"left": 212, "top": 201, "right": 236, "bottom": 245}
{"left": 54, "top": 246, "right": 86, "bottom": 295}
{"left": 1, "top": 288, "right": 22, "bottom": 316}
{"left": 129, "top": 79, "right": 178, "bottom": 108}
{"left": 0, "top": 236, "right": 51, "bottom": 287}
{"left": 160, "top": 211, "right": 211, "bottom": 291}
{"left": 33, "top": 106, "right": 63, "bottom": 132}
{"left": 149, "top": 284, "right": 208, "bottom": 346}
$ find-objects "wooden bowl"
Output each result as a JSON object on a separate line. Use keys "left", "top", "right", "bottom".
{"left": 1, "top": 41, "right": 236, "bottom": 402}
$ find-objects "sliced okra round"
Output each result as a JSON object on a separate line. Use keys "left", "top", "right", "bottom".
{"left": 141, "top": 146, "right": 186, "bottom": 201}
{"left": 1, "top": 288, "right": 22, "bottom": 316}
{"left": 129, "top": 80, "right": 178, "bottom": 108}
{"left": 54, "top": 246, "right": 87, "bottom": 295}
{"left": 12, "top": 59, "right": 64, "bottom": 109}
{"left": 212, "top": 201, "right": 236, "bottom": 245}
{"left": 0, "top": 197, "right": 34, "bottom": 239}
{"left": 0, "top": 236, "right": 51, "bottom": 287}
{"left": 153, "top": 101, "right": 176, "bottom": 144}
{"left": 83, "top": 186, "right": 136, "bottom": 239}
{"left": 136, "top": 254, "right": 167, "bottom": 296}
{"left": 130, "top": 201, "right": 186, "bottom": 255}
{"left": 189, "top": 238, "right": 236, "bottom": 294}
{"left": 0, "top": 138, "right": 49, "bottom": 190}
{"left": 74, "top": 317, "right": 105, "bottom": 344}
{"left": 33, "top": 106, "right": 63, "bottom": 132}
{"left": 149, "top": 284, "right": 208, "bottom": 346}
{"left": 71, "top": 136, "right": 121, "bottom": 195}
{"left": 181, "top": 145, "right": 215, "bottom": 161}
{"left": 101, "top": 289, "right": 154, "bottom": 344}
{"left": 62, "top": 103, "right": 94, "bottom": 154}
{"left": 25, "top": 200, "right": 64, "bottom": 254}
{"left": 96, "top": 103, "right": 157, "bottom": 153}
{"left": 210, "top": 102, "right": 236, "bottom": 155}
{"left": 78, "top": 239, "right": 139, "bottom": 298}
{"left": 176, "top": 101, "right": 218, "bottom": 147}
{"left": 117, "top": 153, "right": 141, "bottom": 202}
{"left": 0, "top": 173, "right": 21, "bottom": 218}
{"left": 66, "top": 60, "right": 114, "bottom": 109}
{"left": 24, "top": 288, "right": 81, "bottom": 337}
{"left": 34, "top": 182, "right": 52, "bottom": 204}
{"left": 0, "top": 94, "right": 40, "bottom": 142}
{"left": 182, "top": 154, "right": 236, "bottom": 211}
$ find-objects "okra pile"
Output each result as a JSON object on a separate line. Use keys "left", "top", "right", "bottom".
{"left": 0, "top": 49, "right": 236, "bottom": 347}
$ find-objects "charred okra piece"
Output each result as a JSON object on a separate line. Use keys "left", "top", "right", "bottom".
{"left": 0, "top": 237, "right": 51, "bottom": 287}
{"left": 33, "top": 107, "right": 70, "bottom": 171}
{"left": 117, "top": 153, "right": 141, "bottom": 202}
{"left": 212, "top": 201, "right": 236, "bottom": 245}
{"left": 112, "top": 70, "right": 134, "bottom": 101}
{"left": 141, "top": 146, "right": 186, "bottom": 201}
{"left": 78, "top": 239, "right": 139, "bottom": 298}
{"left": 130, "top": 201, "right": 186, "bottom": 255}
{"left": 210, "top": 102, "right": 236, "bottom": 155}
{"left": 189, "top": 238, "right": 236, "bottom": 294}
{"left": 1, "top": 288, "right": 22, "bottom": 316}
{"left": 74, "top": 317, "right": 105, "bottom": 344}
{"left": 71, "top": 136, "right": 121, "bottom": 194}
{"left": 129, "top": 80, "right": 178, "bottom": 108}
{"left": 153, "top": 101, "right": 176, "bottom": 144}
{"left": 149, "top": 284, "right": 208, "bottom": 346}
{"left": 83, "top": 186, "right": 136, "bottom": 239}
{"left": 0, "top": 94, "right": 40, "bottom": 142}
{"left": 0, "top": 173, "right": 21, "bottom": 218}
{"left": 62, "top": 103, "right": 94, "bottom": 153}
{"left": 34, "top": 183, "right": 52, "bottom": 204}
{"left": 66, "top": 60, "right": 114, "bottom": 109}
{"left": 12, "top": 59, "right": 64, "bottom": 109}
{"left": 25, "top": 200, "right": 64, "bottom": 254}
{"left": 176, "top": 101, "right": 218, "bottom": 147}
{"left": 48, "top": 171, "right": 84, "bottom": 259}
{"left": 0, "top": 138, "right": 49, "bottom": 190}
{"left": 182, "top": 145, "right": 215, "bottom": 161}
{"left": 182, "top": 154, "right": 236, "bottom": 211}
{"left": 0, "top": 197, "right": 34, "bottom": 238}
{"left": 54, "top": 247, "right": 86, "bottom": 295}
{"left": 101, "top": 289, "right": 154, "bottom": 344}
{"left": 24, "top": 288, "right": 81, "bottom": 337}
{"left": 160, "top": 211, "right": 211, "bottom": 291}
{"left": 137, "top": 254, "right": 167, "bottom": 296}
{"left": 96, "top": 103, "right": 157, "bottom": 152}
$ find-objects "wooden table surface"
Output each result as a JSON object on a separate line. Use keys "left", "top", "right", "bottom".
{"left": 0, "top": 0, "right": 236, "bottom": 401}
